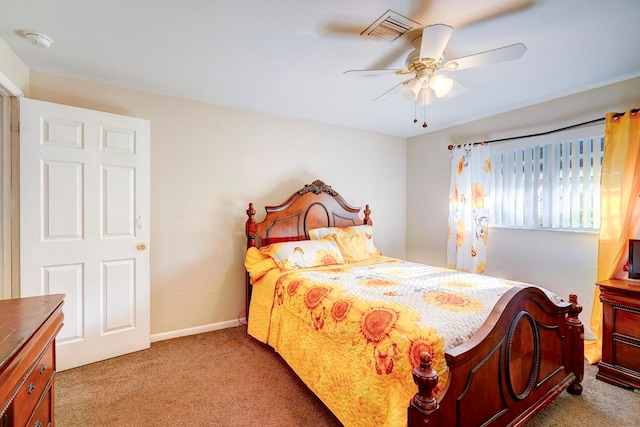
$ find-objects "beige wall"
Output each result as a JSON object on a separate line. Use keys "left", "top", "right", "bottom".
{"left": 29, "top": 71, "right": 406, "bottom": 336}
{"left": 407, "top": 75, "right": 640, "bottom": 335}
{"left": 0, "top": 37, "right": 29, "bottom": 95}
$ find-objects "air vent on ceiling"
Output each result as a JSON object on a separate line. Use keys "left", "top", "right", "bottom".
{"left": 361, "top": 10, "right": 420, "bottom": 42}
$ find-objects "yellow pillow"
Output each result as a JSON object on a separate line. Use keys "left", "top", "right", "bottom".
{"left": 245, "top": 247, "right": 279, "bottom": 283}
{"left": 308, "top": 224, "right": 381, "bottom": 255}
{"left": 326, "top": 232, "right": 370, "bottom": 262}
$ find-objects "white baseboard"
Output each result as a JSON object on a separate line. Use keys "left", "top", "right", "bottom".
{"left": 150, "top": 318, "right": 247, "bottom": 343}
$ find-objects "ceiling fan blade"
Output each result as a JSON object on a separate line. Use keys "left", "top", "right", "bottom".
{"left": 373, "top": 79, "right": 411, "bottom": 102}
{"left": 419, "top": 24, "right": 454, "bottom": 60}
{"left": 344, "top": 69, "right": 408, "bottom": 76}
{"left": 323, "top": 22, "right": 369, "bottom": 37}
{"left": 444, "top": 43, "right": 526, "bottom": 71}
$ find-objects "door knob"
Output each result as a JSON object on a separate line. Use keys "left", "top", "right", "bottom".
{"left": 137, "top": 243, "right": 147, "bottom": 251}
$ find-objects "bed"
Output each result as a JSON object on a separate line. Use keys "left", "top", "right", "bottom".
{"left": 244, "top": 179, "right": 584, "bottom": 427}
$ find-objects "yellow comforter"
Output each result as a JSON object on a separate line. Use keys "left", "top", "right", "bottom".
{"left": 245, "top": 251, "right": 542, "bottom": 427}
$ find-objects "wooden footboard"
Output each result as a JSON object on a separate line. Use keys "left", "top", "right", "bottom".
{"left": 408, "top": 287, "right": 584, "bottom": 427}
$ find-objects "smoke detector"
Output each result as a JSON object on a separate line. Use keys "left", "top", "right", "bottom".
{"left": 23, "top": 30, "right": 54, "bottom": 48}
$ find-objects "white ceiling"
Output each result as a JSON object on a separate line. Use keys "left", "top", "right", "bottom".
{"left": 1, "top": 0, "right": 639, "bottom": 138}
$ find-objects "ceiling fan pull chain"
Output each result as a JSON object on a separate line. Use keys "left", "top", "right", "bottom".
{"left": 423, "top": 104, "right": 428, "bottom": 128}
{"left": 413, "top": 102, "right": 418, "bottom": 124}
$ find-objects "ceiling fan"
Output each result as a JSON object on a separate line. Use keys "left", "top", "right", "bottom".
{"left": 344, "top": 24, "right": 527, "bottom": 127}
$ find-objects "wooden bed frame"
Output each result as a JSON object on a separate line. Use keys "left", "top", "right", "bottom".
{"left": 245, "top": 180, "right": 584, "bottom": 427}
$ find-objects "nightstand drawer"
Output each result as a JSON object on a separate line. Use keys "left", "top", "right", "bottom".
{"left": 613, "top": 308, "right": 640, "bottom": 339}
{"left": 9, "top": 343, "right": 54, "bottom": 426}
{"left": 613, "top": 339, "right": 640, "bottom": 373}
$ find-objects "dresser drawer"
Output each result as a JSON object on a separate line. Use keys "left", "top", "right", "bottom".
{"left": 8, "top": 343, "right": 54, "bottom": 426}
{"left": 26, "top": 385, "right": 52, "bottom": 427}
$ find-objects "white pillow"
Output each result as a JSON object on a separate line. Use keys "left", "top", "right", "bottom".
{"left": 261, "top": 240, "right": 345, "bottom": 269}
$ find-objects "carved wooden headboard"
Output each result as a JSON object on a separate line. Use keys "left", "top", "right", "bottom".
{"left": 244, "top": 179, "right": 372, "bottom": 317}
{"left": 245, "top": 179, "right": 371, "bottom": 249}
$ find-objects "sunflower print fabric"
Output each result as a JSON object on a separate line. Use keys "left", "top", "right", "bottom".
{"left": 245, "top": 254, "right": 558, "bottom": 427}
{"left": 258, "top": 240, "right": 345, "bottom": 269}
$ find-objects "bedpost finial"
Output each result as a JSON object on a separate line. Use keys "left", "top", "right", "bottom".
{"left": 247, "top": 202, "right": 256, "bottom": 218}
{"left": 363, "top": 204, "right": 372, "bottom": 225}
{"left": 409, "top": 351, "right": 439, "bottom": 415}
{"left": 567, "top": 294, "right": 583, "bottom": 326}
{"left": 246, "top": 202, "right": 257, "bottom": 242}
{"left": 420, "top": 351, "right": 432, "bottom": 366}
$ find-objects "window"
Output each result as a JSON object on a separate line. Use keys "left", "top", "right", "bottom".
{"left": 490, "top": 131, "right": 604, "bottom": 230}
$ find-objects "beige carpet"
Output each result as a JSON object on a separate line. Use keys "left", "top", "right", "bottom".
{"left": 55, "top": 326, "right": 640, "bottom": 426}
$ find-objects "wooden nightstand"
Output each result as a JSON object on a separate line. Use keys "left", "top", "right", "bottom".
{"left": 596, "top": 279, "right": 640, "bottom": 390}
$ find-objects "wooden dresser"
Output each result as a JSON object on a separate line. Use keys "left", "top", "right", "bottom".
{"left": 596, "top": 279, "right": 640, "bottom": 390}
{"left": 0, "top": 295, "right": 64, "bottom": 427}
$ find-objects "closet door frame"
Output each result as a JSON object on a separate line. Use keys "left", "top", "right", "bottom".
{"left": 0, "top": 72, "right": 22, "bottom": 299}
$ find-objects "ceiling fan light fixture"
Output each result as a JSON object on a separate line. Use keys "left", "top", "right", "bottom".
{"left": 401, "top": 77, "right": 422, "bottom": 101}
{"left": 416, "top": 86, "right": 433, "bottom": 106}
{"left": 401, "top": 86, "right": 417, "bottom": 101}
{"left": 430, "top": 74, "right": 454, "bottom": 98}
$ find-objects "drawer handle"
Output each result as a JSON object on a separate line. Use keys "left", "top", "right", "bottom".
{"left": 39, "top": 364, "right": 47, "bottom": 374}
{"left": 27, "top": 382, "right": 36, "bottom": 394}
{"left": 34, "top": 420, "right": 42, "bottom": 427}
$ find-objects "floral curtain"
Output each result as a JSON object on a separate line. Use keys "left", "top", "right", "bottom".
{"left": 585, "top": 108, "right": 640, "bottom": 364}
{"left": 447, "top": 144, "right": 491, "bottom": 273}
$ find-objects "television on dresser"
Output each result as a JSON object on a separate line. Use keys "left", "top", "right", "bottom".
{"left": 629, "top": 239, "right": 640, "bottom": 280}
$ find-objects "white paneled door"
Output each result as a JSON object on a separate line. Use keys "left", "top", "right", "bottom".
{"left": 19, "top": 98, "right": 150, "bottom": 371}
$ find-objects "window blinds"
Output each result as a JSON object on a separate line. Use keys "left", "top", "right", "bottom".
{"left": 490, "top": 135, "right": 604, "bottom": 230}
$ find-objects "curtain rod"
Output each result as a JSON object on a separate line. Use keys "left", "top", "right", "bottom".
{"left": 446, "top": 108, "right": 639, "bottom": 151}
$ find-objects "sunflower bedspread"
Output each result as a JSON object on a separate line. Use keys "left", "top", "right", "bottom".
{"left": 245, "top": 253, "right": 557, "bottom": 427}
